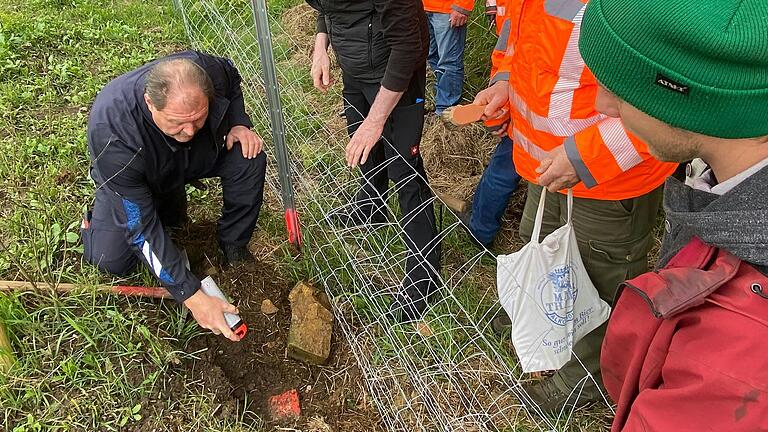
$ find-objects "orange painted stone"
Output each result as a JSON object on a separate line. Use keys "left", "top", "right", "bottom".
{"left": 268, "top": 389, "right": 301, "bottom": 420}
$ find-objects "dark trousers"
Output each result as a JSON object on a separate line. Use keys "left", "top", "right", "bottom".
{"left": 83, "top": 143, "right": 266, "bottom": 275}
{"left": 342, "top": 68, "right": 441, "bottom": 302}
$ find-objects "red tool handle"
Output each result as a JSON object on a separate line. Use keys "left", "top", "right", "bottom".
{"left": 111, "top": 285, "right": 172, "bottom": 298}
{"left": 285, "top": 208, "right": 302, "bottom": 251}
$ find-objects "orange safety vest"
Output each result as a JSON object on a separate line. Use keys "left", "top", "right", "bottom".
{"left": 490, "top": 0, "right": 677, "bottom": 200}
{"left": 423, "top": 0, "right": 475, "bottom": 16}
{"left": 487, "top": 0, "right": 504, "bottom": 77}
{"left": 483, "top": 0, "right": 513, "bottom": 133}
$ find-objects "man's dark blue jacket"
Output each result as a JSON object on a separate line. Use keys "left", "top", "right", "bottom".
{"left": 87, "top": 50, "right": 252, "bottom": 303}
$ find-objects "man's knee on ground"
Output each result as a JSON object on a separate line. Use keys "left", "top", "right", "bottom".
{"left": 85, "top": 251, "right": 138, "bottom": 276}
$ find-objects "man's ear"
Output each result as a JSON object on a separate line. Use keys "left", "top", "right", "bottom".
{"left": 144, "top": 93, "right": 156, "bottom": 113}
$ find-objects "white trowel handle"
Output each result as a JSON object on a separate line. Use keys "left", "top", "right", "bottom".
{"left": 200, "top": 276, "right": 247, "bottom": 338}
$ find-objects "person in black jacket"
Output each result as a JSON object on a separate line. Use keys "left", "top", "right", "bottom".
{"left": 82, "top": 51, "right": 267, "bottom": 341}
{"left": 306, "top": 0, "right": 441, "bottom": 322}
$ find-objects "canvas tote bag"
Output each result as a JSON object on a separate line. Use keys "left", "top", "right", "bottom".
{"left": 497, "top": 189, "right": 611, "bottom": 372}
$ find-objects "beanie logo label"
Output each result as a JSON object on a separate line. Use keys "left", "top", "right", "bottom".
{"left": 655, "top": 74, "right": 689, "bottom": 95}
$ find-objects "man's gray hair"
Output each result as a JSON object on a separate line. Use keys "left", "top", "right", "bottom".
{"left": 144, "top": 58, "right": 214, "bottom": 110}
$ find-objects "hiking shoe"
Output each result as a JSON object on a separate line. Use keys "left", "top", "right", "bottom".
{"left": 491, "top": 311, "right": 512, "bottom": 335}
{"left": 220, "top": 243, "right": 253, "bottom": 266}
{"left": 522, "top": 376, "right": 601, "bottom": 417}
{"left": 385, "top": 294, "right": 428, "bottom": 324}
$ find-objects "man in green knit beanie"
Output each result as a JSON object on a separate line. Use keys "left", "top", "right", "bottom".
{"left": 579, "top": 0, "right": 768, "bottom": 429}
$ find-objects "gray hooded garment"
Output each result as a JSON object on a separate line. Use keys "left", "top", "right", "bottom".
{"left": 657, "top": 165, "right": 768, "bottom": 275}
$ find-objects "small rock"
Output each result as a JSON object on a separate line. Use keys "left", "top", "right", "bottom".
{"left": 261, "top": 299, "right": 279, "bottom": 315}
{"left": 415, "top": 321, "right": 433, "bottom": 337}
{"left": 287, "top": 281, "right": 334, "bottom": 364}
{"left": 205, "top": 266, "right": 218, "bottom": 276}
{"left": 268, "top": 389, "right": 301, "bottom": 420}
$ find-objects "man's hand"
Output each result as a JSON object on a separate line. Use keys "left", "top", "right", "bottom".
{"left": 346, "top": 118, "right": 384, "bottom": 168}
{"left": 474, "top": 80, "right": 510, "bottom": 135}
{"left": 345, "top": 85, "right": 402, "bottom": 168}
{"left": 536, "top": 145, "right": 581, "bottom": 192}
{"left": 449, "top": 10, "right": 469, "bottom": 27}
{"left": 184, "top": 289, "right": 241, "bottom": 342}
{"left": 311, "top": 33, "right": 333, "bottom": 93}
{"left": 227, "top": 125, "right": 263, "bottom": 159}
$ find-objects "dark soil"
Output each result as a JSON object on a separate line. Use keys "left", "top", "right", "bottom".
{"left": 176, "top": 221, "right": 381, "bottom": 431}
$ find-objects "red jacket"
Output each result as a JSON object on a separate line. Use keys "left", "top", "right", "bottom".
{"left": 602, "top": 236, "right": 768, "bottom": 431}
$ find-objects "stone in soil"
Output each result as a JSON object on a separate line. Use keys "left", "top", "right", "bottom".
{"left": 287, "top": 281, "right": 334, "bottom": 365}
{"left": 261, "top": 299, "right": 279, "bottom": 315}
{"left": 268, "top": 389, "right": 301, "bottom": 420}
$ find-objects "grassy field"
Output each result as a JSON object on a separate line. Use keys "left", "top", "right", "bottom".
{"left": 0, "top": 0, "right": 269, "bottom": 430}
{"left": 0, "top": 0, "right": 615, "bottom": 431}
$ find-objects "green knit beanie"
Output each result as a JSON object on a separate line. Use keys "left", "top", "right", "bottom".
{"left": 579, "top": 0, "right": 768, "bottom": 139}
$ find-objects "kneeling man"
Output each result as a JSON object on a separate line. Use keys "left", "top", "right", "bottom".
{"left": 83, "top": 50, "right": 267, "bottom": 340}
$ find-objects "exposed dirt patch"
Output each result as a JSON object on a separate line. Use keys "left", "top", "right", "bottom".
{"left": 55, "top": 168, "right": 76, "bottom": 185}
{"left": 174, "top": 221, "right": 382, "bottom": 431}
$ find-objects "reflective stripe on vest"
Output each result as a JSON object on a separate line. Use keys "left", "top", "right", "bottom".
{"left": 544, "top": 0, "right": 584, "bottom": 21}
{"left": 512, "top": 128, "right": 552, "bottom": 162}
{"left": 598, "top": 118, "right": 644, "bottom": 171}
{"left": 495, "top": 20, "right": 511, "bottom": 52}
{"left": 512, "top": 92, "right": 604, "bottom": 137}
{"left": 563, "top": 136, "right": 598, "bottom": 188}
{"left": 548, "top": 0, "right": 588, "bottom": 120}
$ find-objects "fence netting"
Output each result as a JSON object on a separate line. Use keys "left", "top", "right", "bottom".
{"left": 172, "top": 0, "right": 612, "bottom": 430}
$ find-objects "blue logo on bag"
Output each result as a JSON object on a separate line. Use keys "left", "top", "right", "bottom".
{"left": 538, "top": 264, "right": 578, "bottom": 326}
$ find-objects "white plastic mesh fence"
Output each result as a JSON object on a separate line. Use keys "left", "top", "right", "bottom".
{"left": 172, "top": 0, "right": 612, "bottom": 430}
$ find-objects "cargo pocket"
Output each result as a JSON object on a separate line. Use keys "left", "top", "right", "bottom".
{"left": 612, "top": 197, "right": 635, "bottom": 215}
{"left": 585, "top": 235, "right": 653, "bottom": 302}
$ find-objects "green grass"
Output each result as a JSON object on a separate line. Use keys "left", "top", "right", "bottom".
{"left": 0, "top": 0, "right": 611, "bottom": 430}
{"left": 0, "top": 0, "right": 262, "bottom": 430}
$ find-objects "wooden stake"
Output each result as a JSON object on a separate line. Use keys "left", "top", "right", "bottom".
{"left": 441, "top": 104, "right": 486, "bottom": 126}
{"left": 0, "top": 321, "right": 13, "bottom": 373}
{"left": 0, "top": 281, "right": 171, "bottom": 299}
{"left": 435, "top": 192, "right": 469, "bottom": 214}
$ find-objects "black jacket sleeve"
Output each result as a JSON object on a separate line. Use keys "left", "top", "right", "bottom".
{"left": 91, "top": 129, "right": 201, "bottom": 303}
{"left": 316, "top": 10, "right": 328, "bottom": 33}
{"left": 376, "top": 0, "right": 429, "bottom": 92}
{"left": 198, "top": 52, "right": 253, "bottom": 130}
{"left": 305, "top": 1, "right": 327, "bottom": 33}
{"left": 219, "top": 57, "right": 253, "bottom": 129}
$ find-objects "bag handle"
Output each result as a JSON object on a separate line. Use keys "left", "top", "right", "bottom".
{"left": 532, "top": 188, "right": 574, "bottom": 242}
{"left": 531, "top": 188, "right": 547, "bottom": 243}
